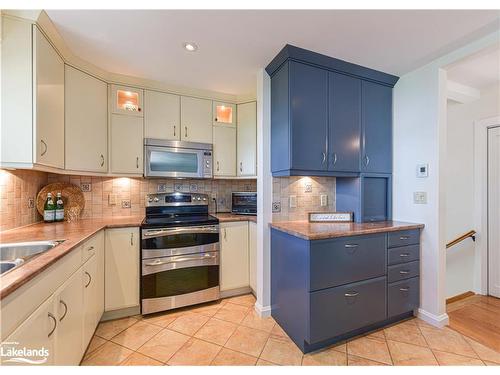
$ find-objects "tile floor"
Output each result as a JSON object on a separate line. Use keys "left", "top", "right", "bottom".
{"left": 81, "top": 294, "right": 500, "bottom": 366}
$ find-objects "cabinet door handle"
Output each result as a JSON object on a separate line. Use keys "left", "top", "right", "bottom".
{"left": 59, "top": 300, "right": 68, "bottom": 322}
{"left": 400, "top": 287, "right": 410, "bottom": 292}
{"left": 87, "top": 246, "right": 94, "bottom": 252}
{"left": 239, "top": 162, "right": 243, "bottom": 173}
{"left": 364, "top": 155, "right": 370, "bottom": 166}
{"left": 48, "top": 312, "right": 57, "bottom": 337}
{"left": 100, "top": 154, "right": 105, "bottom": 167}
{"left": 84, "top": 271, "right": 92, "bottom": 287}
{"left": 173, "top": 125, "right": 176, "bottom": 137}
{"left": 185, "top": 126, "right": 188, "bottom": 138}
{"left": 136, "top": 157, "right": 139, "bottom": 169}
{"left": 322, "top": 152, "right": 326, "bottom": 164}
{"left": 131, "top": 232, "right": 134, "bottom": 246}
{"left": 332, "top": 153, "right": 338, "bottom": 165}
{"left": 224, "top": 228, "right": 227, "bottom": 240}
{"left": 41, "top": 139, "right": 48, "bottom": 156}
{"left": 344, "top": 292, "right": 359, "bottom": 297}
{"left": 215, "top": 117, "right": 218, "bottom": 122}
{"left": 399, "top": 235, "right": 410, "bottom": 240}
{"left": 217, "top": 161, "right": 220, "bottom": 172}
{"left": 399, "top": 270, "right": 410, "bottom": 275}
{"left": 399, "top": 253, "right": 410, "bottom": 257}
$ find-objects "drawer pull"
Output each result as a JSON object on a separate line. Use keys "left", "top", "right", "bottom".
{"left": 344, "top": 244, "right": 358, "bottom": 248}
{"left": 399, "top": 253, "right": 410, "bottom": 257}
{"left": 399, "top": 270, "right": 410, "bottom": 275}
{"left": 48, "top": 312, "right": 57, "bottom": 337}
{"left": 400, "top": 236, "right": 410, "bottom": 240}
{"left": 344, "top": 292, "right": 359, "bottom": 297}
{"left": 400, "top": 287, "right": 410, "bottom": 292}
{"left": 87, "top": 246, "right": 94, "bottom": 252}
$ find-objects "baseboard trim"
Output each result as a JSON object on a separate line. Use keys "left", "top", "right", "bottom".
{"left": 417, "top": 308, "right": 449, "bottom": 328}
{"left": 101, "top": 306, "right": 140, "bottom": 321}
{"left": 446, "top": 291, "right": 475, "bottom": 304}
{"left": 254, "top": 302, "right": 272, "bottom": 318}
{"left": 220, "top": 286, "right": 252, "bottom": 299}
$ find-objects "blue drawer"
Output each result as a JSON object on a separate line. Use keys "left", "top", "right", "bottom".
{"left": 387, "top": 260, "right": 419, "bottom": 283}
{"left": 388, "top": 277, "right": 419, "bottom": 317}
{"left": 388, "top": 229, "right": 420, "bottom": 248}
{"left": 309, "top": 276, "right": 386, "bottom": 343}
{"left": 388, "top": 244, "right": 420, "bottom": 265}
{"left": 310, "top": 234, "right": 386, "bottom": 291}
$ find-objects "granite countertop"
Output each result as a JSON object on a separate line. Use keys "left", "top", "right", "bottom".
{"left": 0, "top": 216, "right": 143, "bottom": 300}
{"left": 269, "top": 220, "right": 424, "bottom": 240}
{"left": 213, "top": 213, "right": 257, "bottom": 223}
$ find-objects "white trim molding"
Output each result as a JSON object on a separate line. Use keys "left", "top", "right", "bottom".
{"left": 417, "top": 308, "right": 449, "bottom": 328}
{"left": 473, "top": 116, "right": 500, "bottom": 295}
{"left": 254, "top": 301, "right": 272, "bottom": 318}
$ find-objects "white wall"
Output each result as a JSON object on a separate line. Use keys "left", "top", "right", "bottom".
{"left": 446, "top": 84, "right": 500, "bottom": 298}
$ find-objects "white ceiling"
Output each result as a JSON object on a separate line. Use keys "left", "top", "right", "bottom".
{"left": 46, "top": 9, "right": 500, "bottom": 96}
{"left": 447, "top": 46, "right": 500, "bottom": 90}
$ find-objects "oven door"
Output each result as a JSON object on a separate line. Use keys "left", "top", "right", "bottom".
{"left": 141, "top": 252, "right": 220, "bottom": 313}
{"left": 142, "top": 225, "right": 219, "bottom": 258}
{"left": 145, "top": 145, "right": 207, "bottom": 178}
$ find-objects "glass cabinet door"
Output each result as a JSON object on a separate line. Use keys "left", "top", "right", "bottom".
{"left": 111, "top": 84, "right": 144, "bottom": 117}
{"left": 212, "top": 101, "right": 236, "bottom": 126}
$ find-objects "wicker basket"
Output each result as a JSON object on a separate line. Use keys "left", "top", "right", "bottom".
{"left": 36, "top": 182, "right": 85, "bottom": 221}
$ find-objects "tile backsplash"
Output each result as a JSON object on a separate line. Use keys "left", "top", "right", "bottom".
{"left": 272, "top": 176, "right": 336, "bottom": 221}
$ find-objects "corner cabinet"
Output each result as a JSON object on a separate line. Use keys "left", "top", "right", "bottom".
{"left": 237, "top": 101, "right": 257, "bottom": 177}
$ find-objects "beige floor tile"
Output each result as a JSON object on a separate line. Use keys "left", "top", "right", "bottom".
{"left": 111, "top": 321, "right": 163, "bottom": 350}
{"left": 141, "top": 310, "right": 185, "bottom": 328}
{"left": 241, "top": 309, "right": 276, "bottom": 332}
{"left": 384, "top": 319, "right": 427, "bottom": 347}
{"left": 260, "top": 334, "right": 303, "bottom": 366}
{"left": 347, "top": 336, "right": 392, "bottom": 365}
{"left": 137, "top": 328, "right": 190, "bottom": 363}
{"left": 211, "top": 348, "right": 257, "bottom": 365}
{"left": 348, "top": 355, "right": 388, "bottom": 366}
{"left": 194, "top": 317, "right": 238, "bottom": 345}
{"left": 224, "top": 293, "right": 256, "bottom": 307}
{"left": 484, "top": 361, "right": 500, "bottom": 366}
{"left": 188, "top": 301, "right": 224, "bottom": 317}
{"left": 84, "top": 335, "right": 107, "bottom": 356}
{"left": 256, "top": 358, "right": 278, "bottom": 366}
{"left": 167, "top": 338, "right": 222, "bottom": 366}
{"left": 387, "top": 340, "right": 438, "bottom": 365}
{"left": 419, "top": 326, "right": 478, "bottom": 358}
{"left": 463, "top": 336, "right": 500, "bottom": 364}
{"left": 214, "top": 302, "right": 250, "bottom": 324}
{"left": 167, "top": 312, "right": 210, "bottom": 336}
{"left": 120, "top": 352, "right": 163, "bottom": 366}
{"left": 328, "top": 341, "right": 347, "bottom": 353}
{"left": 94, "top": 317, "right": 138, "bottom": 340}
{"left": 302, "top": 347, "right": 347, "bottom": 366}
{"left": 433, "top": 350, "right": 485, "bottom": 365}
{"left": 271, "top": 322, "right": 289, "bottom": 338}
{"left": 81, "top": 341, "right": 133, "bottom": 366}
{"left": 225, "top": 325, "right": 270, "bottom": 357}
{"left": 366, "top": 329, "right": 385, "bottom": 342}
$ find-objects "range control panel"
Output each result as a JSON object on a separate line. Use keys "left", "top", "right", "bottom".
{"left": 145, "top": 192, "right": 209, "bottom": 207}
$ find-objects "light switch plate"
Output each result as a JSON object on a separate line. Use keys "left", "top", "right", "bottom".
{"left": 27, "top": 197, "right": 34, "bottom": 208}
{"left": 81, "top": 183, "right": 92, "bottom": 192}
{"left": 413, "top": 191, "right": 427, "bottom": 204}
{"left": 416, "top": 164, "right": 429, "bottom": 178}
{"left": 272, "top": 201, "right": 281, "bottom": 213}
{"left": 121, "top": 200, "right": 131, "bottom": 208}
{"left": 289, "top": 195, "right": 297, "bottom": 208}
{"left": 320, "top": 194, "right": 328, "bottom": 207}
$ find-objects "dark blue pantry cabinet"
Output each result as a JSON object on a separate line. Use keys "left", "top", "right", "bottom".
{"left": 270, "top": 227, "right": 421, "bottom": 353}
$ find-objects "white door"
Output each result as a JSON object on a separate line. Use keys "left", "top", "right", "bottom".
{"left": 2, "top": 296, "right": 56, "bottom": 365}
{"left": 488, "top": 126, "right": 500, "bottom": 298}
{"left": 54, "top": 269, "right": 84, "bottom": 365}
{"left": 237, "top": 101, "right": 257, "bottom": 176}
{"left": 180, "top": 96, "right": 212, "bottom": 143}
{"left": 248, "top": 221, "right": 257, "bottom": 292}
{"left": 110, "top": 114, "right": 144, "bottom": 174}
{"left": 213, "top": 126, "right": 236, "bottom": 177}
{"left": 220, "top": 222, "right": 249, "bottom": 291}
{"left": 34, "top": 26, "right": 65, "bottom": 169}
{"left": 144, "top": 90, "right": 180, "bottom": 140}
{"left": 65, "top": 65, "right": 108, "bottom": 172}
{"left": 105, "top": 228, "right": 140, "bottom": 311}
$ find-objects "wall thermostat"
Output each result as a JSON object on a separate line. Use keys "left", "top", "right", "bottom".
{"left": 416, "top": 164, "right": 428, "bottom": 178}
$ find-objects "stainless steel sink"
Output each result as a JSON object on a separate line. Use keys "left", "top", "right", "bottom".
{"left": 0, "top": 240, "right": 65, "bottom": 276}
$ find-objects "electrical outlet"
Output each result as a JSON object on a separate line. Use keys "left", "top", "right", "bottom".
{"left": 121, "top": 200, "right": 131, "bottom": 208}
{"left": 108, "top": 194, "right": 117, "bottom": 205}
{"left": 211, "top": 193, "right": 217, "bottom": 200}
{"left": 304, "top": 183, "right": 312, "bottom": 193}
{"left": 174, "top": 183, "right": 183, "bottom": 192}
{"left": 320, "top": 194, "right": 328, "bottom": 207}
{"left": 80, "top": 183, "right": 92, "bottom": 192}
{"left": 218, "top": 198, "right": 226, "bottom": 206}
{"left": 157, "top": 184, "right": 167, "bottom": 193}
{"left": 413, "top": 191, "right": 427, "bottom": 204}
{"left": 289, "top": 195, "right": 297, "bottom": 208}
{"left": 190, "top": 183, "right": 198, "bottom": 192}
{"left": 27, "top": 197, "right": 34, "bottom": 208}
{"left": 244, "top": 184, "right": 252, "bottom": 191}
{"left": 272, "top": 201, "right": 281, "bottom": 213}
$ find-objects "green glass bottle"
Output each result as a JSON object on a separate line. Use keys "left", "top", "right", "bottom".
{"left": 43, "top": 193, "right": 56, "bottom": 223}
{"left": 55, "top": 192, "right": 64, "bottom": 222}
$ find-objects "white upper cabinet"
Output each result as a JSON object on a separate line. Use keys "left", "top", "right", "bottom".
{"left": 213, "top": 126, "right": 236, "bottom": 177}
{"left": 237, "top": 101, "right": 257, "bottom": 177}
{"left": 144, "top": 90, "right": 180, "bottom": 140}
{"left": 111, "top": 84, "right": 143, "bottom": 117}
{"left": 65, "top": 65, "right": 108, "bottom": 172}
{"left": 213, "top": 101, "right": 236, "bottom": 126}
{"left": 180, "top": 96, "right": 212, "bottom": 143}
{"left": 110, "top": 114, "right": 144, "bottom": 175}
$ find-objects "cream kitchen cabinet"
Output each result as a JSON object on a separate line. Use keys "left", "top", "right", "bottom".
{"left": 111, "top": 84, "right": 143, "bottom": 117}
{"left": 213, "top": 126, "right": 236, "bottom": 177}
{"left": 83, "top": 253, "right": 99, "bottom": 348}
{"left": 220, "top": 222, "right": 249, "bottom": 291}
{"left": 110, "top": 114, "right": 144, "bottom": 175}
{"left": 180, "top": 96, "right": 212, "bottom": 143}
{"left": 237, "top": 101, "right": 257, "bottom": 177}
{"left": 249, "top": 221, "right": 257, "bottom": 292}
{"left": 54, "top": 269, "right": 84, "bottom": 365}
{"left": 213, "top": 101, "right": 236, "bottom": 126}
{"left": 105, "top": 228, "right": 140, "bottom": 311}
{"left": 144, "top": 90, "right": 180, "bottom": 140}
{"left": 65, "top": 65, "right": 108, "bottom": 172}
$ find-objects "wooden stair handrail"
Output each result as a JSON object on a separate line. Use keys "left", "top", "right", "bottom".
{"left": 446, "top": 230, "right": 476, "bottom": 249}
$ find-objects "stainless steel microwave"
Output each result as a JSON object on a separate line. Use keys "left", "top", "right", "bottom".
{"left": 144, "top": 139, "right": 213, "bottom": 178}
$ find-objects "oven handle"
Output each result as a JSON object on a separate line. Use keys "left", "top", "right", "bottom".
{"left": 143, "top": 226, "right": 219, "bottom": 238}
{"left": 144, "top": 253, "right": 217, "bottom": 266}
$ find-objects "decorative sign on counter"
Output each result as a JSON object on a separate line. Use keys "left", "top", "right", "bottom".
{"left": 308, "top": 212, "right": 353, "bottom": 223}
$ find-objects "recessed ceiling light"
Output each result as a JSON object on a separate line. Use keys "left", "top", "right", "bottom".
{"left": 183, "top": 42, "right": 198, "bottom": 52}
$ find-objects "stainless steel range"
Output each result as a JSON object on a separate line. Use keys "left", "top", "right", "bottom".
{"left": 140, "top": 192, "right": 220, "bottom": 315}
